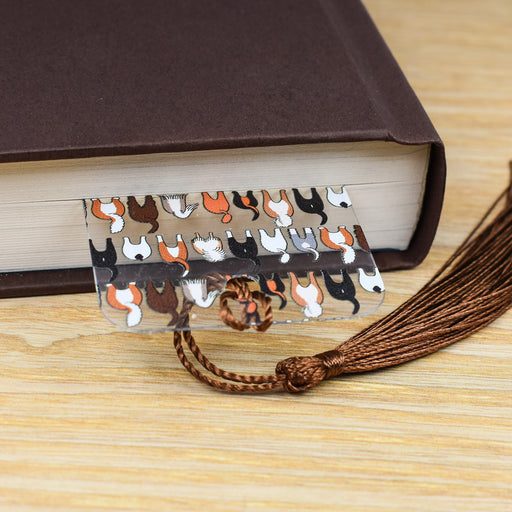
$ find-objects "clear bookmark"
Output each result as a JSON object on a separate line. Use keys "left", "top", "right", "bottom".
{"left": 83, "top": 185, "right": 384, "bottom": 332}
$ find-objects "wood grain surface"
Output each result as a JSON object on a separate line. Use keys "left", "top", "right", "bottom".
{"left": 1, "top": 1, "right": 511, "bottom": 510}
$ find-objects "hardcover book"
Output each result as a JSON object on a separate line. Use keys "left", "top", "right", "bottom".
{"left": 0, "top": 0, "right": 445, "bottom": 297}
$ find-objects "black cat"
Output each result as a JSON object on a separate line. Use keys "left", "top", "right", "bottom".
{"left": 321, "top": 269, "right": 359, "bottom": 315}
{"left": 226, "top": 230, "right": 260, "bottom": 266}
{"left": 89, "top": 238, "right": 118, "bottom": 282}
{"left": 292, "top": 188, "right": 327, "bottom": 225}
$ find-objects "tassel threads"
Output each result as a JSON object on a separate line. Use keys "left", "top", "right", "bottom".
{"left": 174, "top": 169, "right": 512, "bottom": 392}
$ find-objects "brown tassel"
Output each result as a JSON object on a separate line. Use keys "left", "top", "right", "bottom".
{"left": 174, "top": 166, "right": 512, "bottom": 393}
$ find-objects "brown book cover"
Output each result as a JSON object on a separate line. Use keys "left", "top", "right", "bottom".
{"left": 0, "top": 0, "right": 445, "bottom": 297}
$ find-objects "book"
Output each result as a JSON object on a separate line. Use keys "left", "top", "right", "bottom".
{"left": 0, "top": 0, "right": 445, "bottom": 298}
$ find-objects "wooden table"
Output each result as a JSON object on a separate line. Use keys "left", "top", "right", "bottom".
{"left": 1, "top": 1, "right": 511, "bottom": 510}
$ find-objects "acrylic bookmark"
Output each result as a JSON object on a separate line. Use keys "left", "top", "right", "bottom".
{"left": 84, "top": 186, "right": 384, "bottom": 332}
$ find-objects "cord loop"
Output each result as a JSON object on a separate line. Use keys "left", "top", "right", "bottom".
{"left": 219, "top": 277, "right": 273, "bottom": 332}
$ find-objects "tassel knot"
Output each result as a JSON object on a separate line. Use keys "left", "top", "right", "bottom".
{"left": 275, "top": 350, "right": 344, "bottom": 392}
{"left": 316, "top": 349, "right": 346, "bottom": 379}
